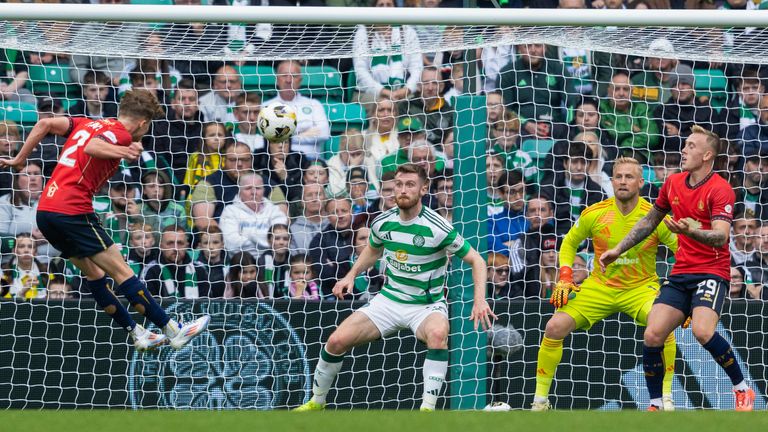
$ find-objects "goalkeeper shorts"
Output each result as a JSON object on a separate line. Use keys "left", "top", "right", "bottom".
{"left": 358, "top": 293, "right": 448, "bottom": 338}
{"left": 558, "top": 279, "right": 660, "bottom": 330}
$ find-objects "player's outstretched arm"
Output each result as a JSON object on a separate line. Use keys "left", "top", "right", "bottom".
{"left": 462, "top": 247, "right": 497, "bottom": 331}
{"left": 0, "top": 117, "right": 71, "bottom": 170}
{"left": 331, "top": 244, "right": 383, "bottom": 299}
{"left": 665, "top": 218, "right": 730, "bottom": 248}
{"left": 84, "top": 138, "right": 142, "bottom": 161}
{"left": 599, "top": 207, "right": 666, "bottom": 272}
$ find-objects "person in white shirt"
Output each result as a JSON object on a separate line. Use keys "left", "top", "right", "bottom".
{"left": 199, "top": 65, "right": 242, "bottom": 125}
{"left": 220, "top": 172, "right": 289, "bottom": 259}
{"left": 363, "top": 97, "right": 399, "bottom": 162}
{"left": 233, "top": 92, "right": 266, "bottom": 152}
{"left": 327, "top": 130, "right": 379, "bottom": 197}
{"left": 263, "top": 60, "right": 331, "bottom": 160}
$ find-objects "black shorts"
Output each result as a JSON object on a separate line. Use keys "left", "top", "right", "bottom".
{"left": 655, "top": 273, "right": 728, "bottom": 317}
{"left": 36, "top": 211, "right": 114, "bottom": 259}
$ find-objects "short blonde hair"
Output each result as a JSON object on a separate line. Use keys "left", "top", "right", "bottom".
{"left": 690, "top": 125, "right": 721, "bottom": 153}
{"left": 612, "top": 156, "right": 643, "bottom": 176}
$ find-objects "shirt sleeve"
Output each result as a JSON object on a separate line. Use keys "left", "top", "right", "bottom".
{"left": 441, "top": 228, "right": 471, "bottom": 258}
{"left": 559, "top": 208, "right": 594, "bottom": 268}
{"left": 710, "top": 182, "right": 736, "bottom": 223}
{"left": 653, "top": 178, "right": 672, "bottom": 214}
{"left": 369, "top": 221, "right": 384, "bottom": 248}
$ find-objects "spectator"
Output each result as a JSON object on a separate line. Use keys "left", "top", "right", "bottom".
{"left": 0, "top": 48, "right": 34, "bottom": 104}
{"left": 572, "top": 251, "right": 591, "bottom": 285}
{"left": 147, "top": 80, "right": 204, "bottom": 188}
{"left": 489, "top": 170, "right": 529, "bottom": 255}
{"left": 143, "top": 225, "right": 216, "bottom": 298}
{"left": 189, "top": 141, "right": 252, "bottom": 233}
{"left": 361, "top": 170, "right": 397, "bottom": 227}
{"left": 128, "top": 65, "right": 164, "bottom": 104}
{"left": 0, "top": 121, "right": 22, "bottom": 196}
{"left": 287, "top": 253, "right": 321, "bottom": 300}
{"left": 353, "top": 1, "right": 422, "bottom": 106}
{"left": 730, "top": 211, "right": 758, "bottom": 265}
{"left": 255, "top": 223, "right": 292, "bottom": 298}
{"left": 233, "top": 92, "right": 265, "bottom": 153}
{"left": 486, "top": 152, "right": 507, "bottom": 217}
{"left": 28, "top": 97, "right": 66, "bottom": 178}
{"left": 68, "top": 71, "right": 118, "bottom": 119}
{"left": 525, "top": 229, "right": 560, "bottom": 298}
{"left": 729, "top": 69, "right": 764, "bottom": 131}
{"left": 499, "top": 43, "right": 566, "bottom": 136}
{"left": 125, "top": 223, "right": 158, "bottom": 277}
{"left": 489, "top": 111, "right": 537, "bottom": 183}
{"left": 264, "top": 60, "right": 331, "bottom": 159}
{"left": 224, "top": 251, "right": 261, "bottom": 298}
{"left": 254, "top": 139, "right": 309, "bottom": 205}
{"left": 138, "top": 169, "right": 188, "bottom": 235}
{"left": 117, "top": 57, "right": 182, "bottom": 100}
{"left": 328, "top": 129, "right": 379, "bottom": 197}
{"left": 525, "top": 196, "right": 556, "bottom": 233}
{"left": 46, "top": 276, "right": 74, "bottom": 300}
{"left": 183, "top": 122, "right": 232, "bottom": 195}
{"left": 0, "top": 233, "right": 49, "bottom": 299}
{"left": 199, "top": 64, "right": 241, "bottom": 124}
{"left": 401, "top": 66, "right": 454, "bottom": 146}
{"left": 541, "top": 142, "right": 606, "bottom": 230}
{"left": 290, "top": 183, "right": 327, "bottom": 255}
{"left": 194, "top": 225, "right": 227, "bottom": 300}
{"left": 486, "top": 92, "right": 506, "bottom": 126}
{"left": 308, "top": 197, "right": 354, "bottom": 297}
{"left": 630, "top": 38, "right": 681, "bottom": 108}
{"left": 379, "top": 117, "right": 431, "bottom": 174}
{"left": 487, "top": 252, "right": 512, "bottom": 299}
{"left": 577, "top": 131, "right": 614, "bottom": 196}
{"left": 431, "top": 172, "right": 453, "bottom": 223}
{"left": 101, "top": 177, "right": 139, "bottom": 246}
{"left": 407, "top": 139, "right": 445, "bottom": 179}
{"left": 599, "top": 70, "right": 660, "bottom": 160}
{"left": 347, "top": 225, "right": 383, "bottom": 300}
{"left": 650, "top": 150, "right": 681, "bottom": 188}
{"left": 557, "top": 0, "right": 595, "bottom": 106}
{"left": 364, "top": 97, "right": 399, "bottom": 162}
{"left": 220, "top": 172, "right": 288, "bottom": 258}
{"left": 480, "top": 40, "right": 515, "bottom": 94}
{"left": 0, "top": 161, "right": 57, "bottom": 262}
{"left": 739, "top": 93, "right": 768, "bottom": 157}
{"left": 734, "top": 151, "right": 768, "bottom": 221}
{"left": 745, "top": 223, "right": 768, "bottom": 299}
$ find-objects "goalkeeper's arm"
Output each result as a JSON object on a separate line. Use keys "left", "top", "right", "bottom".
{"left": 550, "top": 220, "right": 588, "bottom": 308}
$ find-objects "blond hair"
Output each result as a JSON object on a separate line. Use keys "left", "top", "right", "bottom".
{"left": 690, "top": 125, "right": 721, "bottom": 154}
{"left": 612, "top": 156, "right": 643, "bottom": 176}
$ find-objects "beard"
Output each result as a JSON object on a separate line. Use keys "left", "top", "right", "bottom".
{"left": 396, "top": 194, "right": 420, "bottom": 210}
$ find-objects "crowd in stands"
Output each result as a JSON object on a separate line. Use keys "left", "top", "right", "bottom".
{"left": 1, "top": 0, "right": 767, "bottom": 302}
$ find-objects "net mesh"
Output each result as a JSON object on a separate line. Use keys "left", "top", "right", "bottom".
{"left": 0, "top": 11, "right": 767, "bottom": 411}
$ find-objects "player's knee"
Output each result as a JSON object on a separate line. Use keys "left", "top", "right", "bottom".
{"left": 326, "top": 331, "right": 350, "bottom": 354}
{"left": 425, "top": 326, "right": 448, "bottom": 349}
{"left": 643, "top": 327, "right": 667, "bottom": 347}
{"left": 691, "top": 323, "right": 715, "bottom": 345}
{"left": 103, "top": 305, "right": 117, "bottom": 315}
{"left": 132, "top": 303, "right": 146, "bottom": 315}
{"left": 544, "top": 316, "right": 573, "bottom": 340}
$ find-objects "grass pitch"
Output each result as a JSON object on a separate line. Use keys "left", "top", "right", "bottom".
{"left": 5, "top": 410, "right": 768, "bottom": 432}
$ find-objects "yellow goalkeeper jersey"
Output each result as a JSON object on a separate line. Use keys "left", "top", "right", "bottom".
{"left": 561, "top": 197, "right": 677, "bottom": 289}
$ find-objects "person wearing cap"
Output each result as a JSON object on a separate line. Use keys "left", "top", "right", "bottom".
{"left": 400, "top": 66, "right": 454, "bottom": 146}
{"left": 739, "top": 93, "right": 768, "bottom": 158}
{"left": 346, "top": 166, "right": 376, "bottom": 215}
{"left": 380, "top": 116, "right": 445, "bottom": 175}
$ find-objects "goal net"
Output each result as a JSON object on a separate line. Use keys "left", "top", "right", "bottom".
{"left": 0, "top": 4, "right": 767, "bottom": 410}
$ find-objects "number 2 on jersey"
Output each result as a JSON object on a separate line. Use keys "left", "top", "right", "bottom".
{"left": 58, "top": 129, "right": 91, "bottom": 168}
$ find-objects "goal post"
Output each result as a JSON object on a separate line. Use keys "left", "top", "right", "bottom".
{"left": 1, "top": 4, "right": 768, "bottom": 411}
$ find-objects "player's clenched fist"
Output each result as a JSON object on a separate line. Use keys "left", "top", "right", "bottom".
{"left": 332, "top": 277, "right": 354, "bottom": 299}
{"left": 124, "top": 141, "right": 144, "bottom": 161}
{"left": 549, "top": 266, "right": 580, "bottom": 308}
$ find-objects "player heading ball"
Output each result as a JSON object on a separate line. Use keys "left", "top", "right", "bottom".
{"left": 0, "top": 89, "right": 210, "bottom": 352}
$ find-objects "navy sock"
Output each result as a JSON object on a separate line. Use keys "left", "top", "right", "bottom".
{"left": 117, "top": 276, "right": 170, "bottom": 328}
{"left": 703, "top": 332, "right": 745, "bottom": 386}
{"left": 643, "top": 344, "right": 665, "bottom": 400}
{"left": 88, "top": 276, "right": 136, "bottom": 332}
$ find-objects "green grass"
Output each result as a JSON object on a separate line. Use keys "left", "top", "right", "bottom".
{"left": 4, "top": 410, "right": 768, "bottom": 432}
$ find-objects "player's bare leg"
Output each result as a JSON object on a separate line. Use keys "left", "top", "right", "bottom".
{"left": 295, "top": 312, "right": 382, "bottom": 411}
{"left": 643, "top": 304, "right": 685, "bottom": 410}
{"left": 690, "top": 306, "right": 755, "bottom": 411}
{"left": 69, "top": 255, "right": 166, "bottom": 352}
{"left": 531, "top": 312, "right": 578, "bottom": 411}
{"left": 87, "top": 245, "right": 210, "bottom": 350}
{"left": 414, "top": 313, "right": 449, "bottom": 412}
{"left": 636, "top": 301, "right": 677, "bottom": 410}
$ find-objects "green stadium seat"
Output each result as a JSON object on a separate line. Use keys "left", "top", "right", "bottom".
{"left": 521, "top": 138, "right": 555, "bottom": 161}
{"left": 693, "top": 68, "right": 728, "bottom": 109}
{"left": 325, "top": 102, "right": 367, "bottom": 133}
{"left": 236, "top": 65, "right": 277, "bottom": 99}
{"left": 300, "top": 65, "right": 343, "bottom": 102}
{"left": 0, "top": 101, "right": 38, "bottom": 126}
{"left": 26, "top": 64, "right": 78, "bottom": 97}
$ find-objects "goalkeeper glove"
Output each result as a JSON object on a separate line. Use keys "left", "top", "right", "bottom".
{"left": 682, "top": 316, "right": 692, "bottom": 329}
{"left": 550, "top": 267, "right": 581, "bottom": 308}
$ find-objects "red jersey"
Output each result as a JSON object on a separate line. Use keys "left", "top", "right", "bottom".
{"left": 654, "top": 171, "right": 735, "bottom": 280}
{"left": 38, "top": 117, "right": 133, "bottom": 215}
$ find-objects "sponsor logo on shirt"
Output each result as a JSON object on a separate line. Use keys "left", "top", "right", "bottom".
{"left": 387, "top": 256, "right": 422, "bottom": 273}
{"left": 614, "top": 256, "right": 640, "bottom": 266}
{"left": 395, "top": 250, "right": 408, "bottom": 262}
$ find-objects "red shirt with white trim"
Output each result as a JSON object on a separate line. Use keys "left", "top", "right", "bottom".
{"left": 38, "top": 117, "right": 132, "bottom": 215}
{"left": 654, "top": 171, "right": 735, "bottom": 280}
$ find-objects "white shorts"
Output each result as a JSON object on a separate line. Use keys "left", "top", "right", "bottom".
{"left": 357, "top": 293, "right": 449, "bottom": 338}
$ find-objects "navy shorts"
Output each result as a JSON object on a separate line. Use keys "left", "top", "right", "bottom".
{"left": 655, "top": 273, "right": 728, "bottom": 317}
{"left": 36, "top": 211, "right": 114, "bottom": 259}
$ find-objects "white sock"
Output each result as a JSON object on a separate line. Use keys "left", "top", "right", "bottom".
{"left": 421, "top": 358, "right": 447, "bottom": 410}
{"left": 650, "top": 397, "right": 663, "bottom": 408}
{"left": 311, "top": 347, "right": 345, "bottom": 405}
{"left": 129, "top": 324, "right": 145, "bottom": 340}
{"left": 163, "top": 319, "right": 181, "bottom": 338}
{"left": 533, "top": 395, "right": 548, "bottom": 404}
{"left": 734, "top": 380, "right": 749, "bottom": 391}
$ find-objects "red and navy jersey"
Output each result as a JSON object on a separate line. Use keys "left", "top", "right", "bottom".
{"left": 38, "top": 117, "right": 132, "bottom": 215}
{"left": 654, "top": 171, "right": 735, "bottom": 280}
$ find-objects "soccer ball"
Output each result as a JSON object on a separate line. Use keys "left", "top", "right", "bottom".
{"left": 257, "top": 103, "right": 297, "bottom": 142}
{"left": 483, "top": 401, "right": 512, "bottom": 412}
